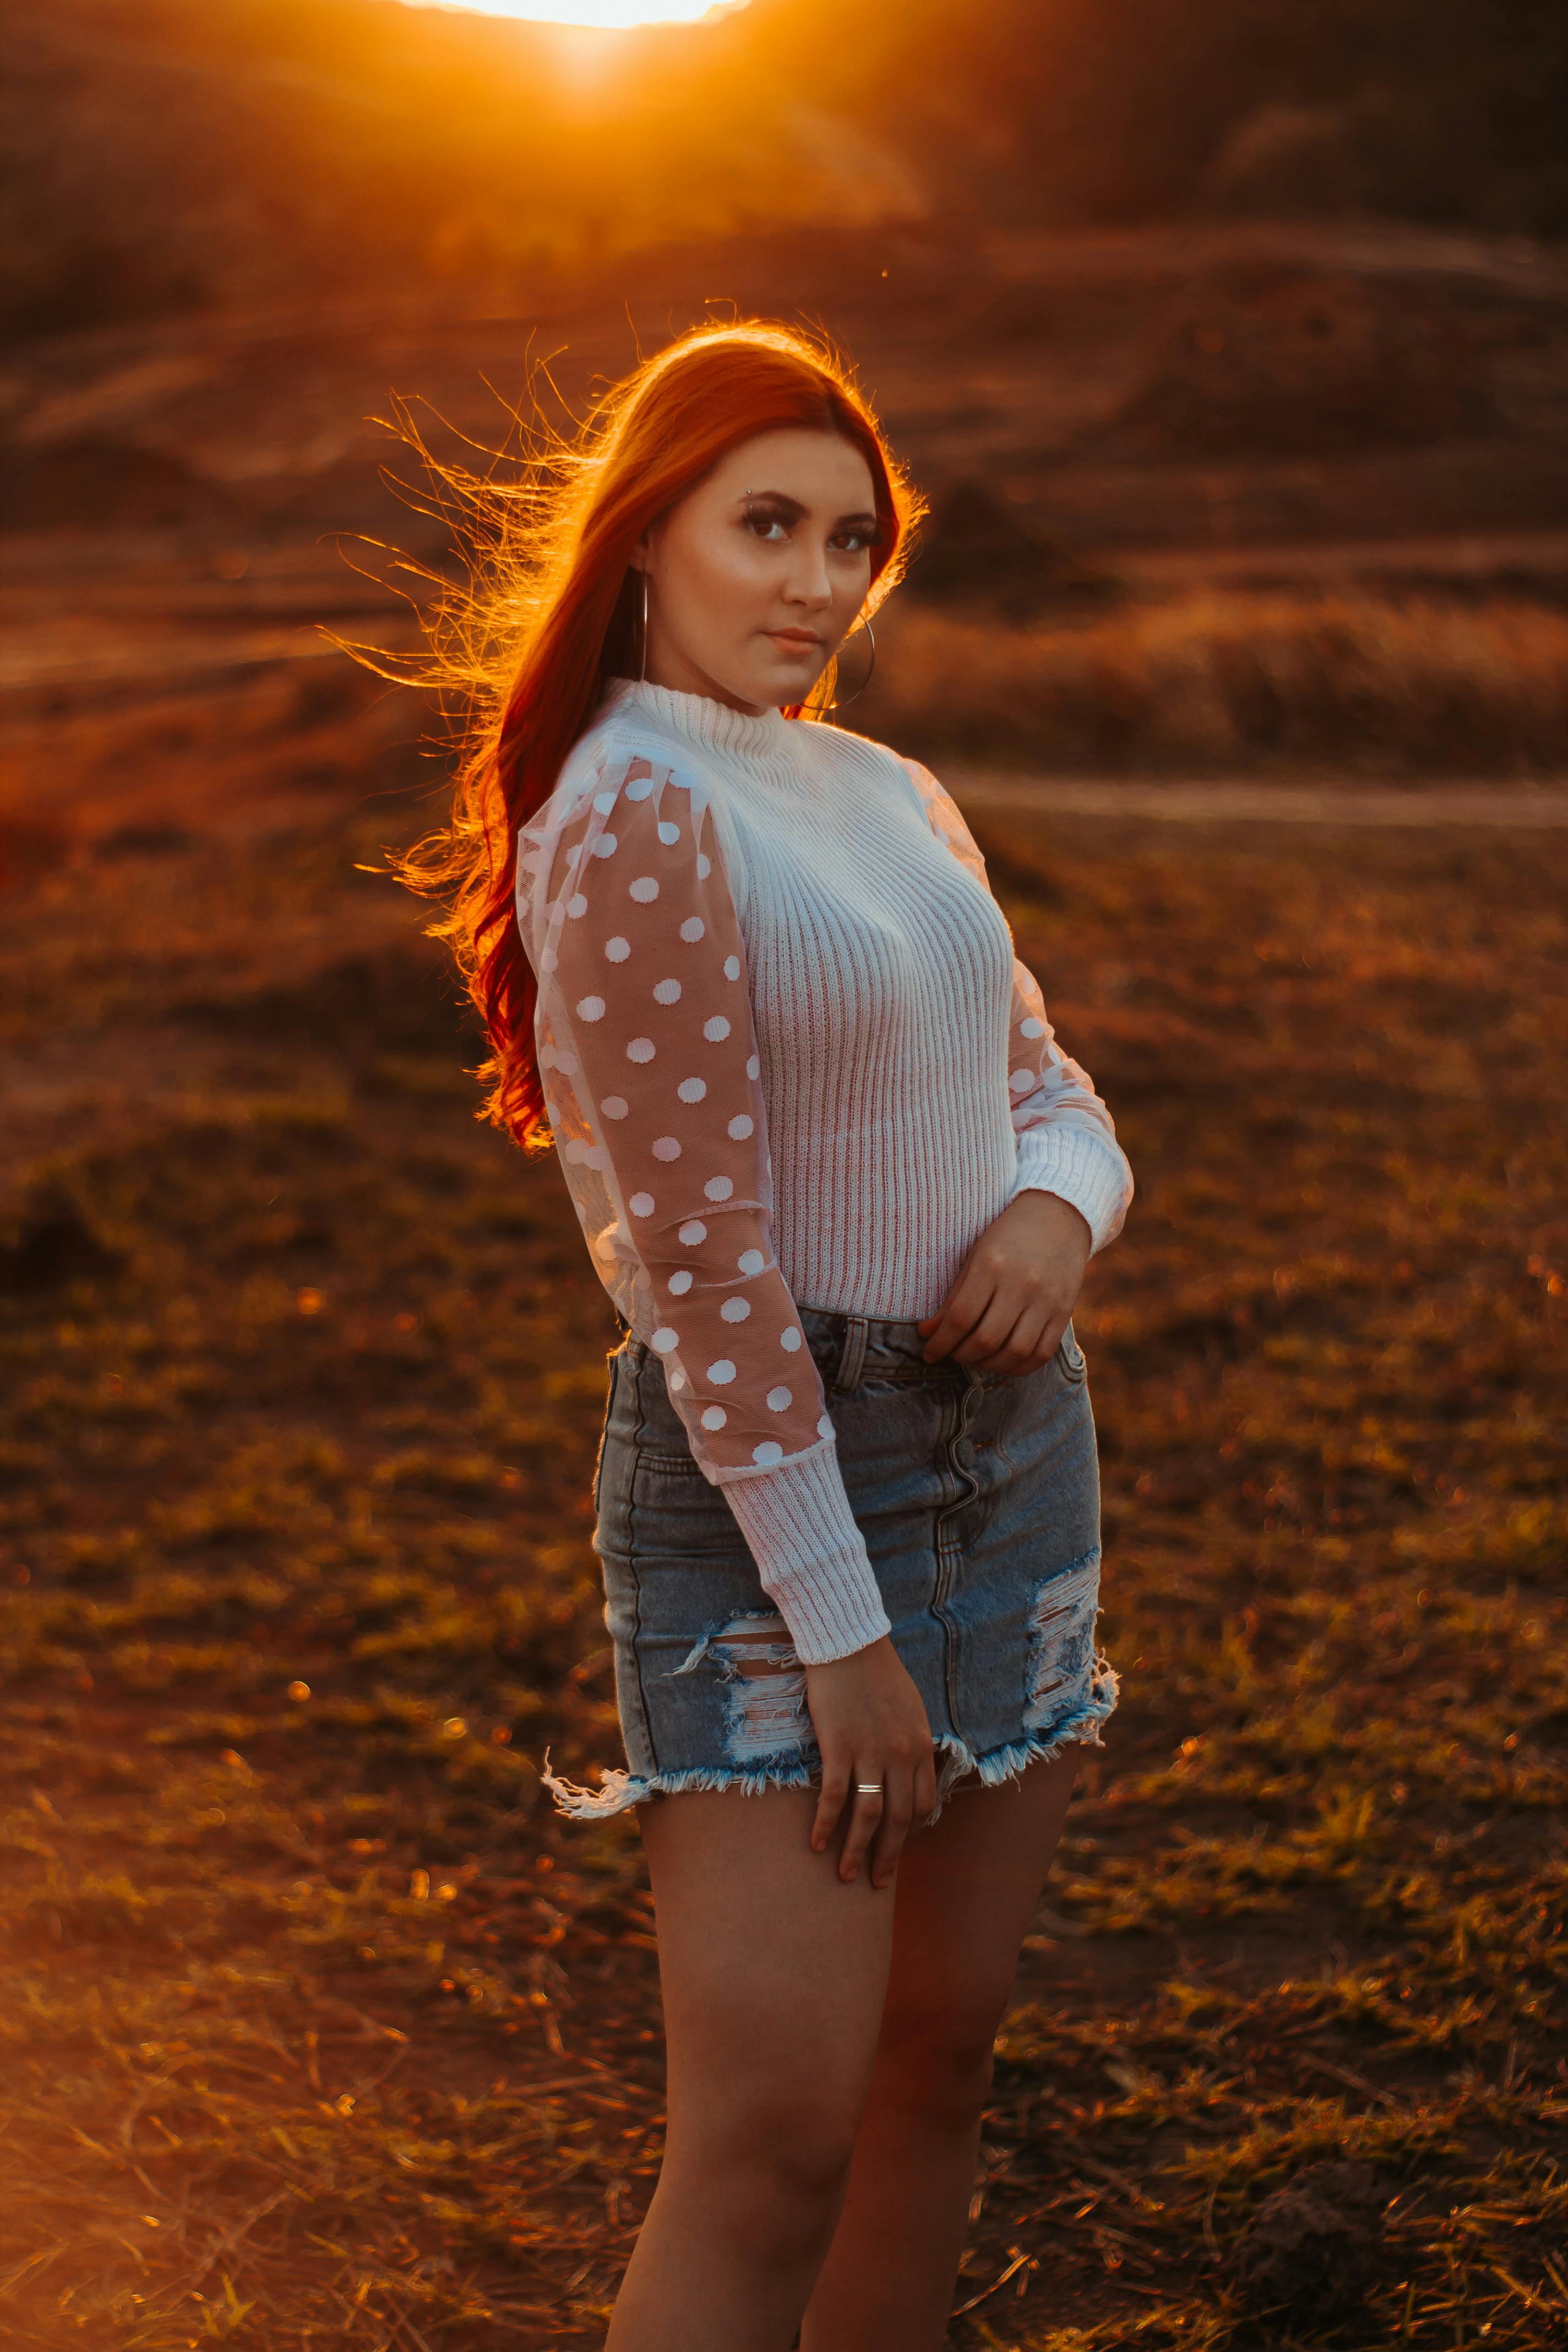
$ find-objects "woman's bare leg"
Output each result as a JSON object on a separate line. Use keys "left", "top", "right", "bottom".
{"left": 800, "top": 1753, "right": 1081, "bottom": 2352}
{"left": 606, "top": 1786, "right": 899, "bottom": 2352}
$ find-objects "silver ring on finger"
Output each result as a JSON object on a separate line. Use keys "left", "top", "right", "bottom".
{"left": 856, "top": 1783, "right": 884, "bottom": 1796}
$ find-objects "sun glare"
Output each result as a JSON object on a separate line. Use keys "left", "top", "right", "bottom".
{"left": 401, "top": 0, "right": 731, "bottom": 24}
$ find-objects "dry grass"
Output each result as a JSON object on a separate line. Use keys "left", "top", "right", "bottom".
{"left": 864, "top": 592, "right": 1568, "bottom": 778}
{"left": 0, "top": 789, "right": 1565, "bottom": 2348}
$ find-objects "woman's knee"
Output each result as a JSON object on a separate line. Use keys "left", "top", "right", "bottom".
{"left": 872, "top": 1990, "right": 1004, "bottom": 2132}
{"left": 671, "top": 2087, "right": 863, "bottom": 2230}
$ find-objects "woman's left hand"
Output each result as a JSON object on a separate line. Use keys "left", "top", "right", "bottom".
{"left": 917, "top": 1190, "right": 1091, "bottom": 1373}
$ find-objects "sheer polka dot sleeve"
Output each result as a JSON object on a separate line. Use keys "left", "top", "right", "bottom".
{"left": 898, "top": 756, "right": 1134, "bottom": 1257}
{"left": 516, "top": 747, "right": 891, "bottom": 1665}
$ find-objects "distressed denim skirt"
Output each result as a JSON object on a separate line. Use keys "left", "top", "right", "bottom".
{"left": 542, "top": 1304, "right": 1118, "bottom": 1821}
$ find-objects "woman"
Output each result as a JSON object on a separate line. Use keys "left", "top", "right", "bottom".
{"left": 406, "top": 321, "right": 1132, "bottom": 2350}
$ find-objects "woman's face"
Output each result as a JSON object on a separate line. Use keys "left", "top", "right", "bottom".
{"left": 635, "top": 428, "right": 881, "bottom": 717}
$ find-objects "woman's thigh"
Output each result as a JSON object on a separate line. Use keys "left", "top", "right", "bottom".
{"left": 640, "top": 1787, "right": 899, "bottom": 2150}
{"left": 638, "top": 1757, "right": 1078, "bottom": 2144}
{"left": 879, "top": 1754, "right": 1080, "bottom": 2056}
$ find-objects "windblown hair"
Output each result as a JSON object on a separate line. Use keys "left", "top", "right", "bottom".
{"left": 373, "top": 320, "right": 924, "bottom": 1153}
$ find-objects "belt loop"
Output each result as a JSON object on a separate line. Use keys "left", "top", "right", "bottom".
{"left": 834, "top": 1314, "right": 869, "bottom": 1393}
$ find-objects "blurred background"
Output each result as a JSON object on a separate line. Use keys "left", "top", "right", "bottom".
{"left": 2, "top": 5, "right": 1566, "bottom": 2348}
{"left": 6, "top": 0, "right": 1568, "bottom": 843}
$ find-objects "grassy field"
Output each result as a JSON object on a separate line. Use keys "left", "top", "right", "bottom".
{"left": 863, "top": 593, "right": 1568, "bottom": 778}
{"left": 1, "top": 785, "right": 1565, "bottom": 2349}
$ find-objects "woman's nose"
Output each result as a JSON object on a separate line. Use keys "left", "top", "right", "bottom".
{"left": 783, "top": 542, "right": 833, "bottom": 606}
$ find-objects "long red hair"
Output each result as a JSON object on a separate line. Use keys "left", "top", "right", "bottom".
{"left": 383, "top": 320, "right": 924, "bottom": 1153}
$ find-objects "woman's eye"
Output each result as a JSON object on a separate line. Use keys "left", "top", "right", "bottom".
{"left": 831, "top": 529, "right": 873, "bottom": 553}
{"left": 745, "top": 513, "right": 790, "bottom": 542}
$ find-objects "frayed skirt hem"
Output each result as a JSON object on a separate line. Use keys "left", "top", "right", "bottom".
{"left": 538, "top": 1662, "right": 1118, "bottom": 1825}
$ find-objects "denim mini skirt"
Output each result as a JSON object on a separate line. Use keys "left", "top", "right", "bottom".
{"left": 542, "top": 1304, "right": 1119, "bottom": 1821}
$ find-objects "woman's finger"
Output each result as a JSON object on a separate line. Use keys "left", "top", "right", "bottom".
{"left": 977, "top": 1303, "right": 1058, "bottom": 1375}
{"left": 837, "top": 1778, "right": 885, "bottom": 1884}
{"left": 811, "top": 1751, "right": 851, "bottom": 1855}
{"left": 913, "top": 1750, "right": 939, "bottom": 1826}
{"left": 870, "top": 1772, "right": 916, "bottom": 1890}
{"left": 918, "top": 1265, "right": 992, "bottom": 1362}
{"left": 949, "top": 1292, "right": 1034, "bottom": 1366}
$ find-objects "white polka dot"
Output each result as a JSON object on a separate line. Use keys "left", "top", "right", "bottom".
{"left": 780, "top": 1327, "right": 802, "bottom": 1352}
{"left": 575, "top": 994, "right": 606, "bottom": 1022}
{"left": 604, "top": 935, "right": 630, "bottom": 962}
{"left": 677, "top": 1076, "right": 706, "bottom": 1104}
{"left": 818, "top": 1414, "right": 835, "bottom": 1438}
{"left": 651, "top": 1136, "right": 681, "bottom": 1161}
{"left": 629, "top": 875, "right": 658, "bottom": 902}
{"left": 727, "top": 1113, "right": 754, "bottom": 1141}
{"left": 591, "top": 834, "right": 618, "bottom": 859}
{"left": 746, "top": 1053, "right": 760, "bottom": 1079}
{"left": 701, "top": 1404, "right": 727, "bottom": 1429}
{"left": 653, "top": 977, "right": 681, "bottom": 1004}
{"left": 600, "top": 1094, "right": 628, "bottom": 1120}
{"left": 707, "top": 1359, "right": 737, "bottom": 1385}
{"left": 738, "top": 1248, "right": 765, "bottom": 1275}
{"left": 705, "top": 1175, "right": 734, "bottom": 1202}
{"left": 1020, "top": 1016, "right": 1045, "bottom": 1038}
{"left": 668, "top": 1270, "right": 693, "bottom": 1294}
{"left": 723, "top": 954, "right": 741, "bottom": 981}
{"left": 627, "top": 1037, "right": 656, "bottom": 1063}
{"left": 678, "top": 1219, "right": 707, "bottom": 1245}
{"left": 720, "top": 1297, "right": 752, "bottom": 1322}
{"left": 679, "top": 917, "right": 705, "bottom": 943}
{"left": 540, "top": 947, "right": 558, "bottom": 973}
{"left": 592, "top": 790, "right": 618, "bottom": 814}
{"left": 624, "top": 775, "right": 653, "bottom": 802}
{"left": 657, "top": 820, "right": 680, "bottom": 846}
{"left": 669, "top": 1365, "right": 687, "bottom": 1391}
{"left": 552, "top": 1048, "right": 578, "bottom": 1074}
{"left": 765, "top": 1386, "right": 792, "bottom": 1412}
{"left": 629, "top": 1191, "right": 655, "bottom": 1216}
{"left": 651, "top": 1326, "right": 678, "bottom": 1352}
{"left": 752, "top": 1441, "right": 784, "bottom": 1467}
{"left": 696, "top": 852, "right": 711, "bottom": 880}
{"left": 704, "top": 1015, "right": 731, "bottom": 1042}
{"left": 566, "top": 893, "right": 587, "bottom": 918}
{"left": 1009, "top": 1068, "right": 1032, "bottom": 1092}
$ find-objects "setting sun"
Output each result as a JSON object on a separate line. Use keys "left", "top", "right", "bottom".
{"left": 400, "top": 0, "right": 734, "bottom": 23}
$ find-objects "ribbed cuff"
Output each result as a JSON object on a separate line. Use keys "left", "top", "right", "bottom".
{"left": 1012, "top": 1124, "right": 1133, "bottom": 1257}
{"left": 720, "top": 1442, "right": 891, "bottom": 1665}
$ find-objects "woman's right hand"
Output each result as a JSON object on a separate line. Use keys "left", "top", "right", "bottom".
{"left": 804, "top": 1637, "right": 938, "bottom": 1890}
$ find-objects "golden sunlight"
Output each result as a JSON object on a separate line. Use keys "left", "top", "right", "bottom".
{"left": 400, "top": 0, "right": 733, "bottom": 24}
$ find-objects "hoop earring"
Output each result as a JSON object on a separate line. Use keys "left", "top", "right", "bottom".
{"left": 640, "top": 570, "right": 650, "bottom": 683}
{"left": 822, "top": 617, "right": 875, "bottom": 718}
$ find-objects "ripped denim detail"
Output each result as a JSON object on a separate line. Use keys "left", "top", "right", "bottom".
{"left": 542, "top": 1565, "right": 1118, "bottom": 1825}
{"left": 1023, "top": 1548, "right": 1114, "bottom": 1738}
{"left": 673, "top": 1609, "right": 817, "bottom": 1770}
{"left": 540, "top": 1609, "right": 819, "bottom": 1820}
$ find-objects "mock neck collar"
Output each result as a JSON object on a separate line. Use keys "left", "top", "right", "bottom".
{"left": 603, "top": 675, "right": 793, "bottom": 763}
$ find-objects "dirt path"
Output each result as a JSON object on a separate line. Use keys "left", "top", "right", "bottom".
{"left": 950, "top": 770, "right": 1568, "bottom": 826}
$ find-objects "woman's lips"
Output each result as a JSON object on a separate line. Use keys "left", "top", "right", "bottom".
{"left": 766, "top": 630, "right": 823, "bottom": 650}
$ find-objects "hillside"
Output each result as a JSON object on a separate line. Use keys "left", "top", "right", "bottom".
{"left": 3, "top": 0, "right": 1565, "bottom": 341}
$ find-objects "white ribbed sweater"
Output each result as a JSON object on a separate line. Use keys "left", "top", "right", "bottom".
{"left": 515, "top": 678, "right": 1133, "bottom": 1664}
